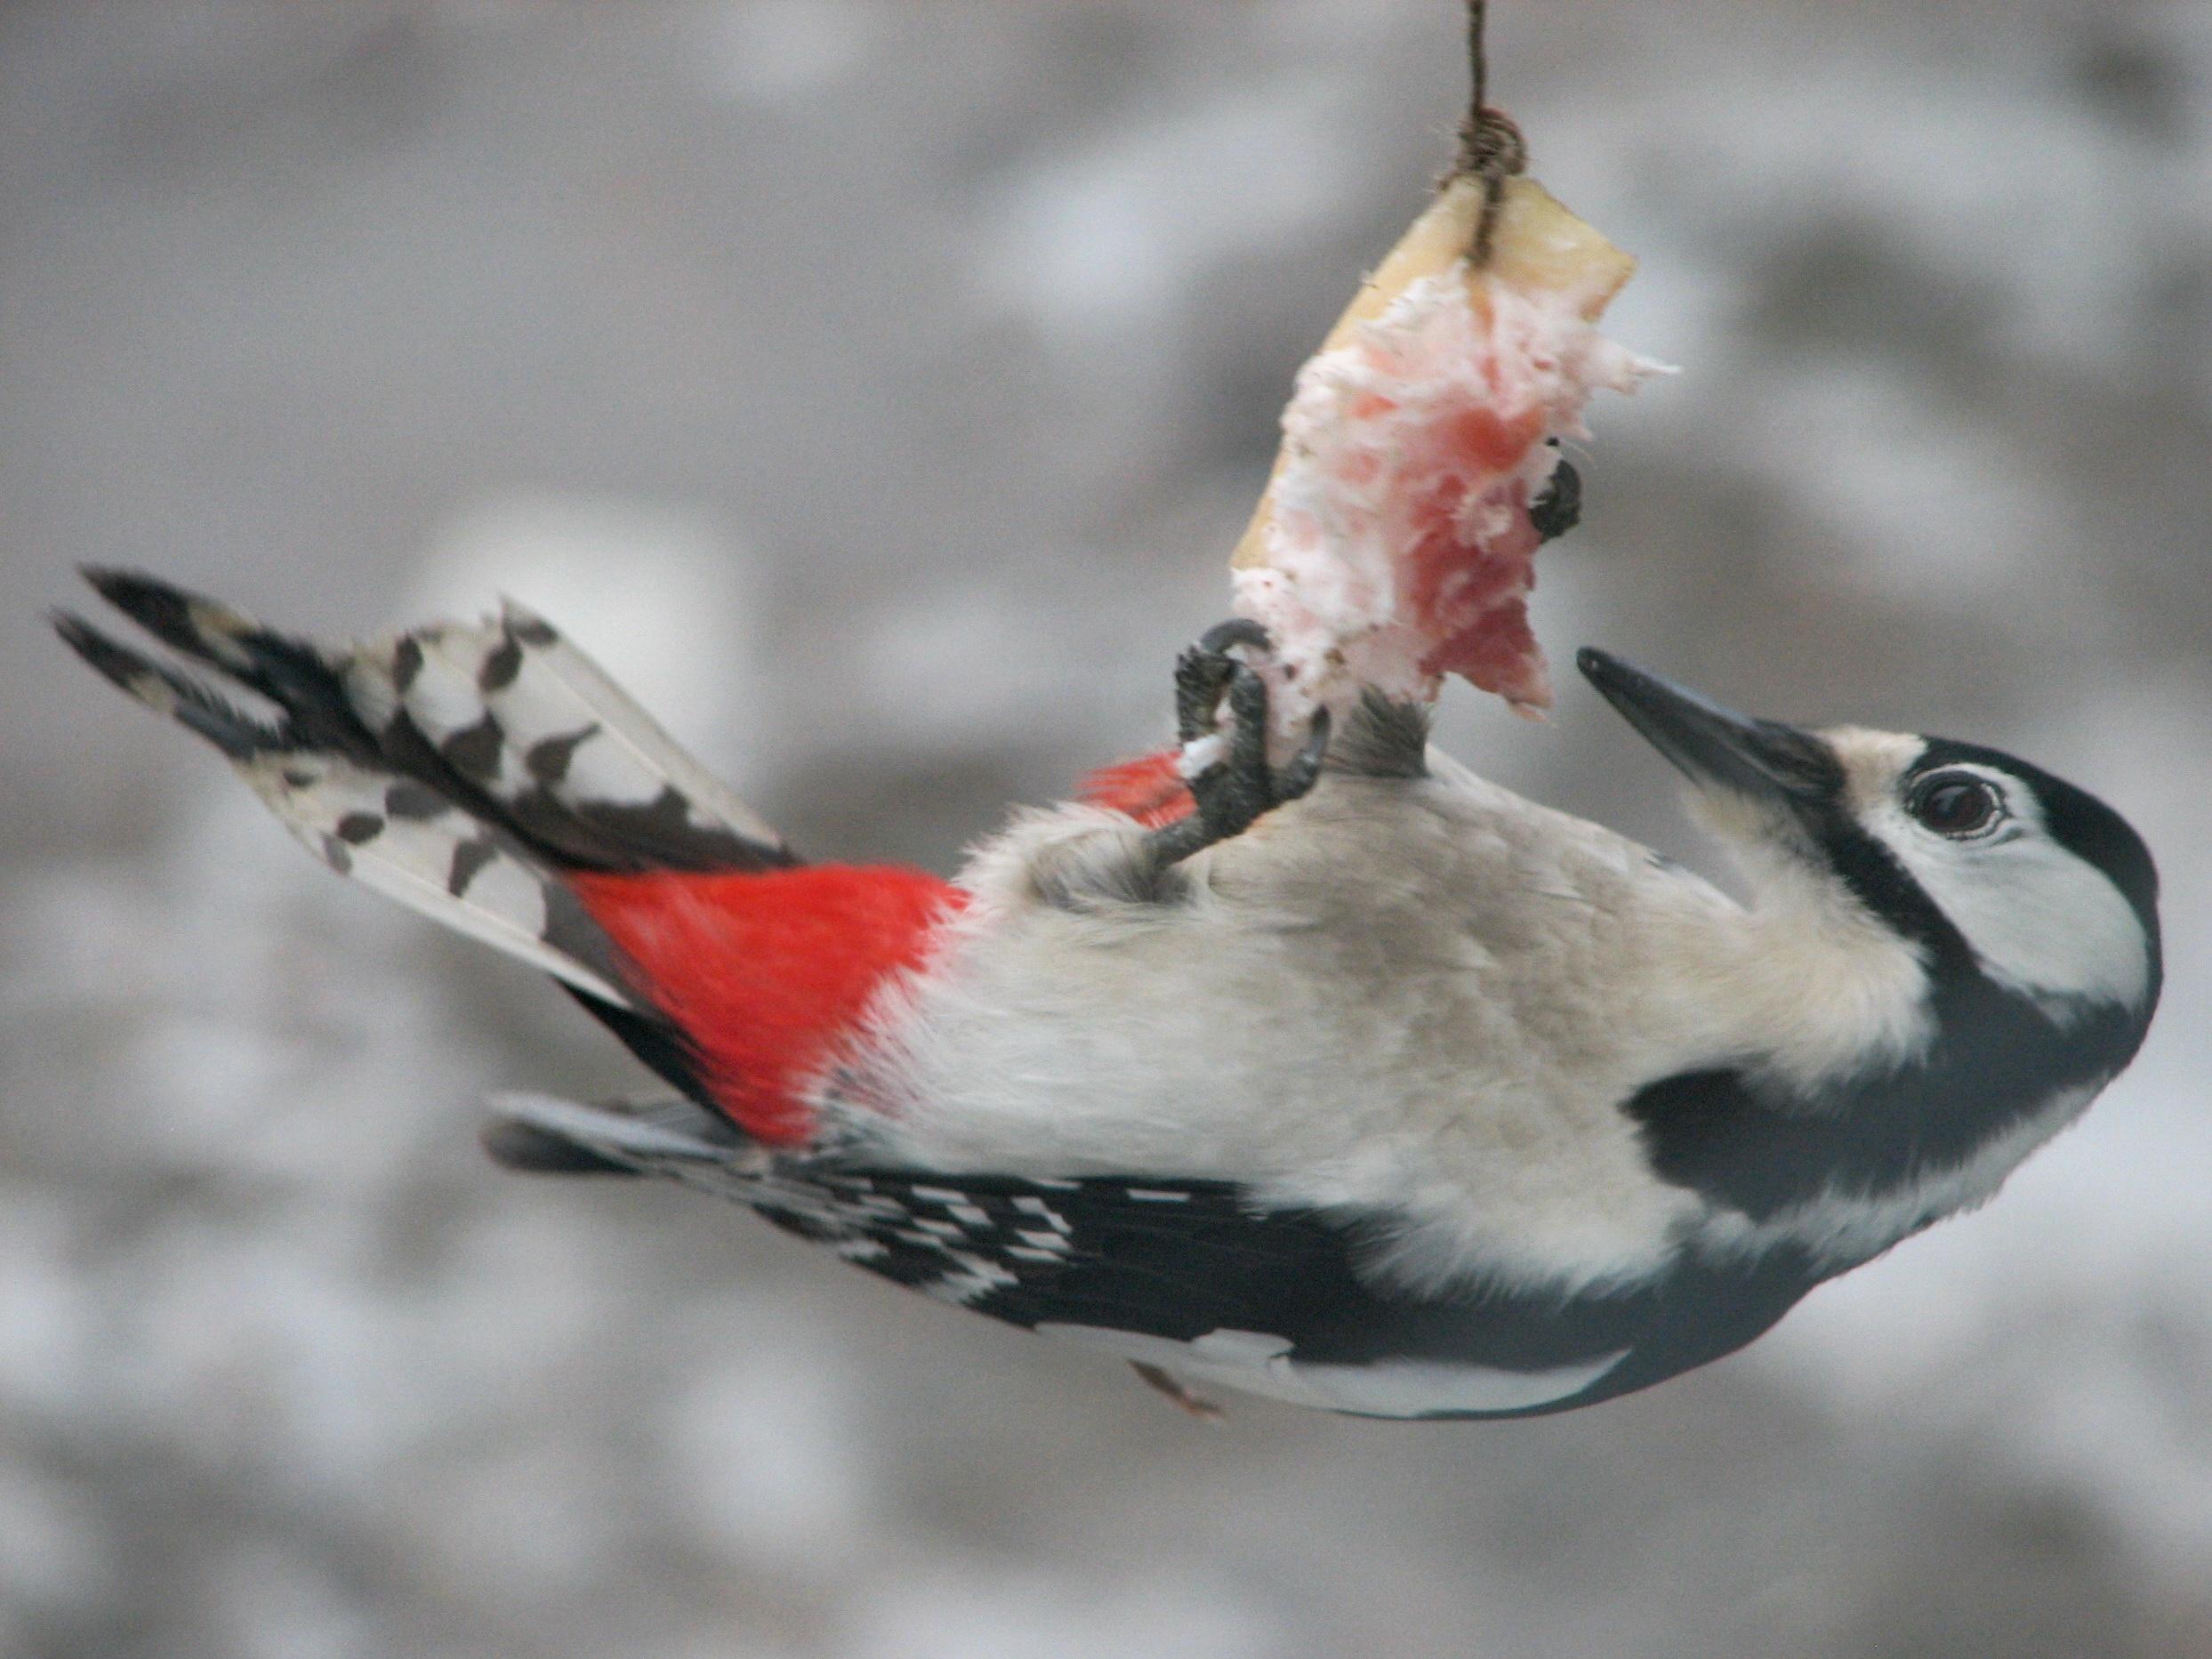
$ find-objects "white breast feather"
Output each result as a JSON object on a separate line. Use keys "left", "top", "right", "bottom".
{"left": 833, "top": 759, "right": 1964, "bottom": 1299}
{"left": 841, "top": 772, "right": 1818, "bottom": 1297}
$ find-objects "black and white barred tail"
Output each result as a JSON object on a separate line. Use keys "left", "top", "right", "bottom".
{"left": 55, "top": 569, "right": 792, "bottom": 1098}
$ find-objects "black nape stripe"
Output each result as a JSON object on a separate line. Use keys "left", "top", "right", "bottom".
{"left": 1626, "top": 966, "right": 2145, "bottom": 1228}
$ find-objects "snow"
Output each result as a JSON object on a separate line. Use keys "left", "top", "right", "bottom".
{"left": 704, "top": 1, "right": 876, "bottom": 107}
{"left": 981, "top": 78, "right": 1360, "bottom": 336}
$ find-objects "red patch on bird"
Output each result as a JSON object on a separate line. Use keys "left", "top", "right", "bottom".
{"left": 1080, "top": 750, "right": 1194, "bottom": 828}
{"left": 569, "top": 865, "right": 962, "bottom": 1146}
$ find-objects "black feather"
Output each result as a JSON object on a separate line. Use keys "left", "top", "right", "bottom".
{"left": 52, "top": 611, "right": 284, "bottom": 760}
{"left": 480, "top": 1120, "right": 637, "bottom": 1175}
{"left": 554, "top": 983, "right": 721, "bottom": 1110}
{"left": 729, "top": 1165, "right": 1816, "bottom": 1418}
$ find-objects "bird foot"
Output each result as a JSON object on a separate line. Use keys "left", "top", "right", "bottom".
{"left": 1130, "top": 1361, "right": 1226, "bottom": 1421}
{"left": 1148, "top": 621, "right": 1331, "bottom": 868}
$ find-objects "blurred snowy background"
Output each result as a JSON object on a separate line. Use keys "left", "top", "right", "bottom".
{"left": 4, "top": 3, "right": 2210, "bottom": 1655}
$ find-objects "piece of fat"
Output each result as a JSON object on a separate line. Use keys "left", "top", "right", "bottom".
{"left": 1231, "top": 174, "right": 1662, "bottom": 726}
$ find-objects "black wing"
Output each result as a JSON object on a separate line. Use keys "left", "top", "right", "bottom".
{"left": 752, "top": 1165, "right": 1827, "bottom": 1416}
{"left": 747, "top": 1166, "right": 1359, "bottom": 1335}
{"left": 487, "top": 1094, "right": 1818, "bottom": 1419}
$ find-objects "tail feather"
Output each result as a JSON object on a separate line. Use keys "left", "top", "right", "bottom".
{"left": 478, "top": 1092, "right": 874, "bottom": 1244}
{"left": 483, "top": 1091, "right": 752, "bottom": 1173}
{"left": 360, "top": 603, "right": 792, "bottom": 873}
{"left": 57, "top": 570, "right": 800, "bottom": 1015}
{"left": 488, "top": 599, "right": 790, "bottom": 862}
{"left": 53, "top": 610, "right": 284, "bottom": 760}
{"left": 80, "top": 568, "right": 378, "bottom": 759}
{"left": 57, "top": 606, "right": 640, "bottom": 1009}
{"left": 59, "top": 569, "right": 915, "bottom": 1152}
{"left": 72, "top": 569, "right": 789, "bottom": 874}
{"left": 237, "top": 749, "right": 637, "bottom": 1005}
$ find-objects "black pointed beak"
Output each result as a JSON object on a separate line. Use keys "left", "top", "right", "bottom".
{"left": 1576, "top": 648, "right": 1838, "bottom": 813}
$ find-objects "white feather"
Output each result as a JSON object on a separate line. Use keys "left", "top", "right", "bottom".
{"left": 495, "top": 599, "right": 784, "bottom": 843}
{"left": 835, "top": 773, "right": 1824, "bottom": 1299}
{"left": 236, "top": 752, "right": 632, "bottom": 1006}
{"left": 1038, "top": 1325, "right": 1626, "bottom": 1417}
{"left": 487, "top": 1091, "right": 736, "bottom": 1162}
{"left": 398, "top": 630, "right": 499, "bottom": 752}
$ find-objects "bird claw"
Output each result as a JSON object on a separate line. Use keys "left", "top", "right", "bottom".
{"left": 1530, "top": 450, "right": 1581, "bottom": 543}
{"left": 1149, "top": 622, "right": 1331, "bottom": 868}
{"left": 1130, "top": 1361, "right": 1225, "bottom": 1421}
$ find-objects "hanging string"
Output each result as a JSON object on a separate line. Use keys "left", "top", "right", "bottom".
{"left": 1468, "top": 0, "right": 1488, "bottom": 114}
{"left": 1455, "top": 0, "right": 1528, "bottom": 262}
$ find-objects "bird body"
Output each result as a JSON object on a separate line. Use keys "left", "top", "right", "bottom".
{"left": 58, "top": 574, "right": 2160, "bottom": 1419}
{"left": 850, "top": 756, "right": 1752, "bottom": 1293}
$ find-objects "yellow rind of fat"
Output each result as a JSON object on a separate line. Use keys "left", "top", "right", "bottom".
{"left": 1230, "top": 174, "right": 1637, "bottom": 572}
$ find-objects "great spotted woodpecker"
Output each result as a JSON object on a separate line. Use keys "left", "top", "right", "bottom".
{"left": 58, "top": 572, "right": 2160, "bottom": 1419}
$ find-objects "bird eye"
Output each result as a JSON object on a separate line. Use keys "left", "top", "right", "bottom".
{"left": 1908, "top": 772, "right": 2003, "bottom": 838}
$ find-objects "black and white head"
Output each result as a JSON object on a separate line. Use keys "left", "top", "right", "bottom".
{"left": 1579, "top": 648, "right": 2161, "bottom": 1094}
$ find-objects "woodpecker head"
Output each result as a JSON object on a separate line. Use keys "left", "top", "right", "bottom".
{"left": 1577, "top": 648, "right": 2161, "bottom": 1054}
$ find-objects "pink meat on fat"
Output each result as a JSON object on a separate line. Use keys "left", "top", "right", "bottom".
{"left": 1231, "top": 181, "right": 1662, "bottom": 726}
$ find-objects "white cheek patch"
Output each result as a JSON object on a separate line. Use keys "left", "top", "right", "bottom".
{"left": 1869, "top": 770, "right": 2152, "bottom": 1016}
{"left": 1037, "top": 1325, "right": 1627, "bottom": 1418}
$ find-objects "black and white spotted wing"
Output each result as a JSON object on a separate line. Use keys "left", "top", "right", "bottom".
{"left": 484, "top": 1093, "right": 1820, "bottom": 1420}
{"left": 493, "top": 1093, "right": 1349, "bottom": 1329}
{"left": 752, "top": 1167, "right": 1350, "bottom": 1324}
